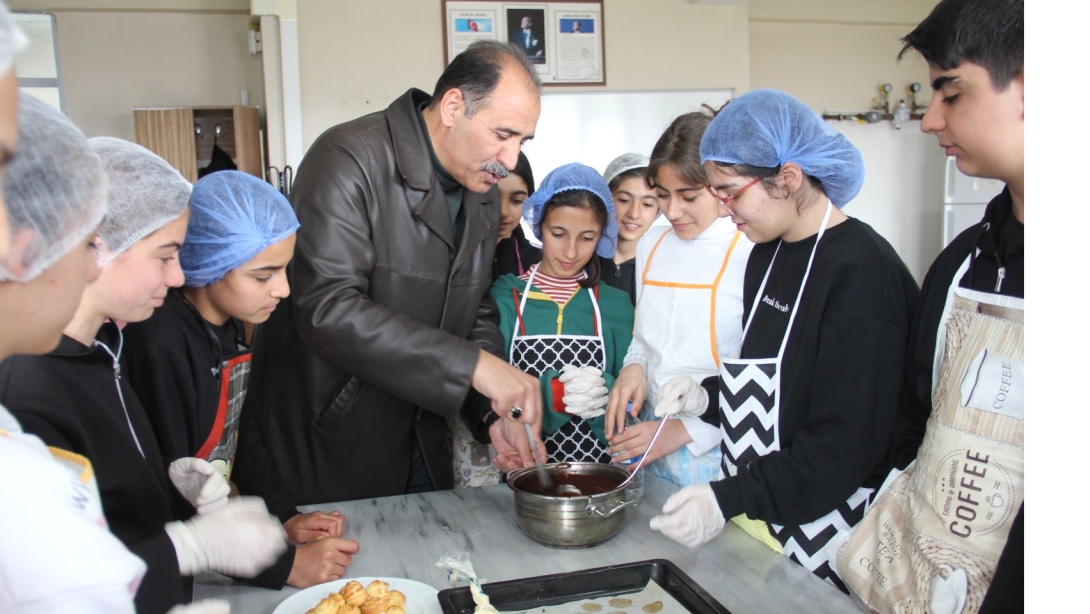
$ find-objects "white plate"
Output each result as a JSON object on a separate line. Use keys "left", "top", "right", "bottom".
{"left": 272, "top": 576, "right": 441, "bottom": 614}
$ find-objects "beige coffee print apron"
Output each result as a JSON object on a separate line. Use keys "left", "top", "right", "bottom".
{"left": 837, "top": 255, "right": 1024, "bottom": 614}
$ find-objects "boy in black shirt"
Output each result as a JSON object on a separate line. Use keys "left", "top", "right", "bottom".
{"left": 839, "top": 1, "right": 1023, "bottom": 612}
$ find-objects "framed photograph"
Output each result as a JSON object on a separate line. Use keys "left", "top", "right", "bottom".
{"left": 442, "top": 0, "right": 605, "bottom": 86}
{"left": 506, "top": 7, "right": 546, "bottom": 65}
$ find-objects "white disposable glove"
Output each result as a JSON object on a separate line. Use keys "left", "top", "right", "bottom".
{"left": 167, "top": 600, "right": 230, "bottom": 614}
{"left": 168, "top": 457, "right": 230, "bottom": 515}
{"left": 649, "top": 484, "right": 726, "bottom": 548}
{"left": 559, "top": 365, "right": 608, "bottom": 419}
{"left": 653, "top": 375, "right": 708, "bottom": 419}
{"left": 164, "top": 496, "right": 287, "bottom": 577}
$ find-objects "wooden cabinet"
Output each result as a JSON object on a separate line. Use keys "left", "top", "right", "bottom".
{"left": 134, "top": 106, "right": 263, "bottom": 183}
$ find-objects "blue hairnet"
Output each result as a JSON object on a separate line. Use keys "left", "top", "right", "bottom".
{"left": 700, "top": 89, "right": 865, "bottom": 207}
{"left": 522, "top": 163, "right": 618, "bottom": 259}
{"left": 180, "top": 171, "right": 300, "bottom": 287}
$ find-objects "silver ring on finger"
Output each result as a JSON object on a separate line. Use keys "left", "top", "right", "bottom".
{"left": 509, "top": 406, "right": 523, "bottom": 419}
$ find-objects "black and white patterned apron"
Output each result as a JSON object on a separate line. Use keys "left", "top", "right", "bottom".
{"left": 510, "top": 264, "right": 609, "bottom": 463}
{"left": 718, "top": 201, "right": 872, "bottom": 588}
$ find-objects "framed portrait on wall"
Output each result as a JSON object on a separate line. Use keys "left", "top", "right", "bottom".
{"left": 442, "top": 0, "right": 606, "bottom": 86}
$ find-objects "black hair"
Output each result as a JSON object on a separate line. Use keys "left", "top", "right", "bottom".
{"left": 607, "top": 167, "right": 649, "bottom": 194}
{"left": 431, "top": 40, "right": 542, "bottom": 118}
{"left": 899, "top": 0, "right": 1023, "bottom": 91}
{"left": 647, "top": 111, "right": 712, "bottom": 190}
{"left": 539, "top": 189, "right": 609, "bottom": 289}
{"left": 512, "top": 151, "right": 535, "bottom": 197}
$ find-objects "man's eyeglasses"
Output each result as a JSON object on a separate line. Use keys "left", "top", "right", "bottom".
{"left": 705, "top": 177, "right": 762, "bottom": 212}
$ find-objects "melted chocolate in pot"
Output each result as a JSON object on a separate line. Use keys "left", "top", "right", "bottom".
{"left": 514, "top": 470, "right": 622, "bottom": 496}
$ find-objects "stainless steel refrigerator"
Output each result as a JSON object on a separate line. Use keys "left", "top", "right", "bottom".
{"left": 942, "top": 158, "right": 1005, "bottom": 246}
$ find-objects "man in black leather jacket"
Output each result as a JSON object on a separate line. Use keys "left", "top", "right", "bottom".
{"left": 248, "top": 41, "right": 546, "bottom": 505}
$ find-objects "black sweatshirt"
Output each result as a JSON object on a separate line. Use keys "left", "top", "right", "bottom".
{"left": 705, "top": 218, "right": 919, "bottom": 526}
{"left": 599, "top": 256, "right": 637, "bottom": 306}
{"left": 123, "top": 290, "right": 299, "bottom": 588}
{"left": 888, "top": 189, "right": 1023, "bottom": 611}
{"left": 492, "top": 225, "right": 542, "bottom": 282}
{"left": 0, "top": 322, "right": 186, "bottom": 614}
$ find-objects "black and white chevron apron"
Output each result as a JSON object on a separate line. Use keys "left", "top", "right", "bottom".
{"left": 719, "top": 201, "right": 872, "bottom": 589}
{"left": 509, "top": 264, "right": 609, "bottom": 463}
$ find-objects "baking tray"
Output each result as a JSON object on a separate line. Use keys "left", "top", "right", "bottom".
{"left": 436, "top": 559, "right": 731, "bottom": 614}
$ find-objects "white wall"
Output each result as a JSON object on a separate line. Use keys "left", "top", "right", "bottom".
{"left": 749, "top": 21, "right": 932, "bottom": 115}
{"left": 832, "top": 121, "right": 946, "bottom": 281}
{"left": 11, "top": 0, "right": 948, "bottom": 280}
{"left": 296, "top": 0, "right": 750, "bottom": 151}
{"left": 9, "top": 1, "right": 263, "bottom": 141}
{"left": 747, "top": 0, "right": 946, "bottom": 280}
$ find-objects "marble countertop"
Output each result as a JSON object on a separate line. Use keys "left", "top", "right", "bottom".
{"left": 194, "top": 475, "right": 859, "bottom": 613}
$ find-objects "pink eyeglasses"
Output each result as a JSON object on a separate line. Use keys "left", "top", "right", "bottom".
{"left": 705, "top": 177, "right": 761, "bottom": 214}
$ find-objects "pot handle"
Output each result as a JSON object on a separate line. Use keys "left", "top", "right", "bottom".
{"left": 586, "top": 498, "right": 640, "bottom": 518}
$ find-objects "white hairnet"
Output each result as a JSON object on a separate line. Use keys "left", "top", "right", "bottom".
{"left": 603, "top": 153, "right": 649, "bottom": 185}
{"left": 0, "top": 92, "right": 108, "bottom": 282}
{"left": 700, "top": 89, "right": 865, "bottom": 207}
{"left": 89, "top": 137, "right": 190, "bottom": 264}
{"left": 0, "top": 1, "right": 28, "bottom": 77}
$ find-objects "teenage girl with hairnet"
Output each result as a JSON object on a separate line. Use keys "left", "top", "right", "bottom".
{"left": 0, "top": 130, "right": 285, "bottom": 613}
{"left": 122, "top": 170, "right": 359, "bottom": 589}
{"left": 473, "top": 163, "right": 633, "bottom": 472}
{"left": 492, "top": 151, "right": 541, "bottom": 281}
{"left": 604, "top": 111, "right": 754, "bottom": 490}
{"left": 646, "top": 90, "right": 919, "bottom": 591}
{"left": 0, "top": 15, "right": 149, "bottom": 612}
{"left": 600, "top": 153, "right": 659, "bottom": 305}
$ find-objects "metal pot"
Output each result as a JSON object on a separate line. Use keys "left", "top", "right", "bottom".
{"left": 507, "top": 462, "right": 638, "bottom": 549}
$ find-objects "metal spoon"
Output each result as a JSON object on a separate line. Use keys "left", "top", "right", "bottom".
{"left": 556, "top": 484, "right": 583, "bottom": 496}
{"left": 616, "top": 416, "right": 670, "bottom": 490}
{"left": 524, "top": 423, "right": 554, "bottom": 492}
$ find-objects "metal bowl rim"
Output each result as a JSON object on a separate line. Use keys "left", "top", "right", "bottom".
{"left": 507, "top": 462, "right": 630, "bottom": 500}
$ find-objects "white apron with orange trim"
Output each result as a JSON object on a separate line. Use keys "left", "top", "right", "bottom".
{"left": 633, "top": 219, "right": 750, "bottom": 487}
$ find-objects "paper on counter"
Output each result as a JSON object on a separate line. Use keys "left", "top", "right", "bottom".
{"left": 502, "top": 579, "right": 686, "bottom": 614}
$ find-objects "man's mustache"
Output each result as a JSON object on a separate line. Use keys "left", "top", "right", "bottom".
{"left": 480, "top": 161, "right": 509, "bottom": 178}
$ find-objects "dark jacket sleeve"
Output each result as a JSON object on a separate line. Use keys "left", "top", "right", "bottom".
{"left": 290, "top": 129, "right": 488, "bottom": 419}
{"left": 13, "top": 410, "right": 185, "bottom": 613}
{"left": 887, "top": 230, "right": 975, "bottom": 470}
{"left": 461, "top": 292, "right": 507, "bottom": 433}
{"left": 712, "top": 319, "right": 908, "bottom": 524}
{"left": 227, "top": 546, "right": 296, "bottom": 590}
{"left": 978, "top": 504, "right": 1023, "bottom": 614}
{"left": 231, "top": 392, "right": 299, "bottom": 523}
{"left": 123, "top": 341, "right": 200, "bottom": 466}
{"left": 711, "top": 254, "right": 915, "bottom": 526}
{"left": 699, "top": 375, "right": 719, "bottom": 428}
